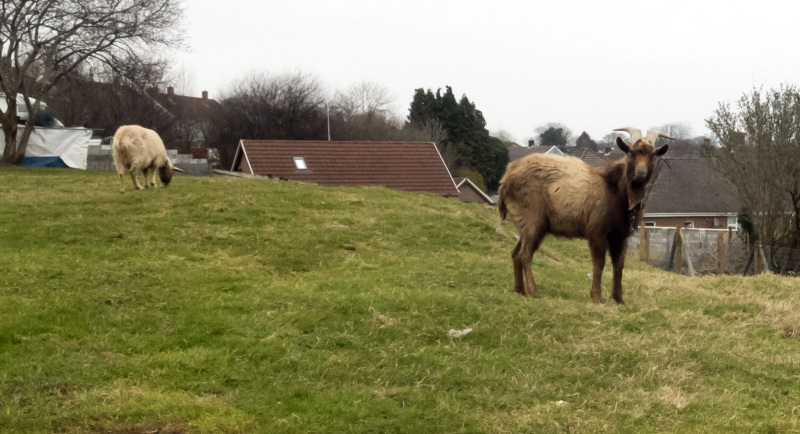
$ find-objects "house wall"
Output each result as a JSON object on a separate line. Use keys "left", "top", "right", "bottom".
{"left": 644, "top": 215, "right": 730, "bottom": 229}
{"left": 459, "top": 187, "right": 490, "bottom": 204}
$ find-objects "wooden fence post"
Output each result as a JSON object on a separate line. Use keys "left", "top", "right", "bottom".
{"left": 640, "top": 223, "right": 650, "bottom": 263}
{"left": 754, "top": 242, "right": 763, "bottom": 274}
{"left": 675, "top": 227, "right": 683, "bottom": 275}
{"left": 680, "top": 228, "right": 695, "bottom": 276}
{"left": 717, "top": 231, "right": 725, "bottom": 274}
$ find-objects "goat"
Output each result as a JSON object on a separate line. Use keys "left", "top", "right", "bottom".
{"left": 112, "top": 125, "right": 184, "bottom": 193}
{"left": 497, "top": 128, "right": 671, "bottom": 304}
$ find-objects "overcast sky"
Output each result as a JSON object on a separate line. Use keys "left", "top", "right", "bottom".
{"left": 174, "top": 0, "right": 800, "bottom": 144}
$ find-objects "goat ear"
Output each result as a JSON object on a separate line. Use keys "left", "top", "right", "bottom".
{"left": 655, "top": 144, "right": 669, "bottom": 156}
{"left": 616, "top": 137, "right": 631, "bottom": 154}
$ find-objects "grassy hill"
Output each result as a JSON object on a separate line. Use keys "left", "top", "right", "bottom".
{"left": 1, "top": 167, "right": 799, "bottom": 433}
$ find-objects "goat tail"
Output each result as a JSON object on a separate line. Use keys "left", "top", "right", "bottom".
{"left": 497, "top": 187, "right": 508, "bottom": 221}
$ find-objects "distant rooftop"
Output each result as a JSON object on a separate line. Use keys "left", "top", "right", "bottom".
{"left": 233, "top": 140, "right": 460, "bottom": 197}
{"left": 646, "top": 158, "right": 739, "bottom": 214}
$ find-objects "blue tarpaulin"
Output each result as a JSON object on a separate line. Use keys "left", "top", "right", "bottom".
{"left": 20, "top": 156, "right": 69, "bottom": 168}
{"left": 0, "top": 127, "right": 92, "bottom": 169}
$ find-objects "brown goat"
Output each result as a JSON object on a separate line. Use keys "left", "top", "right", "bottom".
{"left": 498, "top": 128, "right": 670, "bottom": 304}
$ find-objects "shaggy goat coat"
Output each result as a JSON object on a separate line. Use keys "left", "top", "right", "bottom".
{"left": 112, "top": 125, "right": 182, "bottom": 193}
{"left": 498, "top": 139, "right": 667, "bottom": 304}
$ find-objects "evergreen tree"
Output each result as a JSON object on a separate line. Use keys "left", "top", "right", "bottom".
{"left": 575, "top": 131, "right": 599, "bottom": 151}
{"left": 539, "top": 127, "right": 568, "bottom": 150}
{"left": 405, "top": 86, "right": 509, "bottom": 192}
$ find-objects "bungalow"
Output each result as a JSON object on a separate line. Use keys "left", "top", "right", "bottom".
{"left": 453, "top": 177, "right": 495, "bottom": 205}
{"left": 231, "top": 140, "right": 460, "bottom": 197}
{"left": 507, "top": 144, "right": 564, "bottom": 162}
{"left": 643, "top": 158, "right": 740, "bottom": 229}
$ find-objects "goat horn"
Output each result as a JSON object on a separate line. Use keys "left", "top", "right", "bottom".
{"left": 645, "top": 129, "right": 675, "bottom": 143}
{"left": 166, "top": 158, "right": 185, "bottom": 173}
{"left": 613, "top": 127, "right": 642, "bottom": 144}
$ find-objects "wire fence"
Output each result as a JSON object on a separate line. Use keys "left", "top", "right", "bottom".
{"left": 627, "top": 227, "right": 800, "bottom": 276}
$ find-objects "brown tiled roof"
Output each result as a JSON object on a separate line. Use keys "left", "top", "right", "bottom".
{"left": 645, "top": 158, "right": 740, "bottom": 214}
{"left": 236, "top": 140, "right": 459, "bottom": 197}
{"left": 597, "top": 147, "right": 626, "bottom": 161}
{"left": 567, "top": 148, "right": 612, "bottom": 167}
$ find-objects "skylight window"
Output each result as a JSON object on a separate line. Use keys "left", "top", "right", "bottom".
{"left": 293, "top": 157, "right": 308, "bottom": 171}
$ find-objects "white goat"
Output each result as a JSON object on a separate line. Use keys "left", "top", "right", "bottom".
{"left": 112, "top": 125, "right": 184, "bottom": 193}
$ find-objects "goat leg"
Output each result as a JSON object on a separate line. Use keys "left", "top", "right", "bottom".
{"left": 589, "top": 240, "right": 606, "bottom": 303}
{"left": 511, "top": 240, "right": 526, "bottom": 295}
{"left": 609, "top": 237, "right": 626, "bottom": 304}
{"left": 128, "top": 166, "right": 144, "bottom": 190}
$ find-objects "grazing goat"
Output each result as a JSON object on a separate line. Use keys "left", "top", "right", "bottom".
{"left": 112, "top": 125, "right": 184, "bottom": 193}
{"left": 498, "top": 128, "right": 671, "bottom": 304}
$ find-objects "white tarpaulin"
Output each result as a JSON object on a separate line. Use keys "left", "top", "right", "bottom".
{"left": 0, "top": 127, "right": 93, "bottom": 169}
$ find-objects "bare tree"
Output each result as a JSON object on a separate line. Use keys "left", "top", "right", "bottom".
{"left": 0, "top": 0, "right": 185, "bottom": 165}
{"left": 326, "top": 81, "right": 402, "bottom": 141}
{"left": 706, "top": 85, "right": 800, "bottom": 253}
{"left": 333, "top": 81, "right": 395, "bottom": 118}
{"left": 651, "top": 122, "right": 694, "bottom": 140}
{"left": 491, "top": 129, "right": 516, "bottom": 145}
{"left": 208, "top": 71, "right": 328, "bottom": 169}
{"left": 166, "top": 62, "right": 196, "bottom": 96}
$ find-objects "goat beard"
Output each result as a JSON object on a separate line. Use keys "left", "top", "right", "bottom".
{"left": 627, "top": 185, "right": 646, "bottom": 211}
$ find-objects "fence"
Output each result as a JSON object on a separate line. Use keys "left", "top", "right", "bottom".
{"left": 627, "top": 226, "right": 800, "bottom": 276}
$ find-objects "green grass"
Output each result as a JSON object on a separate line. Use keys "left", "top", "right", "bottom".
{"left": 1, "top": 167, "right": 800, "bottom": 433}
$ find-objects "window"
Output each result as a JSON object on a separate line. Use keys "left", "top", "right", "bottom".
{"left": 644, "top": 221, "right": 656, "bottom": 227}
{"left": 683, "top": 221, "right": 695, "bottom": 229}
{"left": 293, "top": 157, "right": 308, "bottom": 171}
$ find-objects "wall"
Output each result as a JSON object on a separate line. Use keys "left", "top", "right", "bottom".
{"left": 458, "top": 186, "right": 491, "bottom": 205}
{"left": 87, "top": 144, "right": 211, "bottom": 176}
{"left": 643, "top": 216, "right": 731, "bottom": 229}
{"left": 628, "top": 227, "right": 747, "bottom": 274}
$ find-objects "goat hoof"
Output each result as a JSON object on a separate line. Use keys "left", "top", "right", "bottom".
{"left": 591, "top": 297, "right": 605, "bottom": 304}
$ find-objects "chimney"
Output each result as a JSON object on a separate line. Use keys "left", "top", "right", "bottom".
{"left": 528, "top": 139, "right": 535, "bottom": 147}
{"left": 167, "top": 86, "right": 174, "bottom": 96}
{"left": 202, "top": 90, "right": 208, "bottom": 101}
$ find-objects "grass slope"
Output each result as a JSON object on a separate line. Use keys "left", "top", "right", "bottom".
{"left": 1, "top": 167, "right": 799, "bottom": 433}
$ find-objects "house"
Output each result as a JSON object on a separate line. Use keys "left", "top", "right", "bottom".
{"left": 231, "top": 140, "right": 460, "bottom": 197}
{"left": 507, "top": 144, "right": 564, "bottom": 162}
{"left": 567, "top": 148, "right": 612, "bottom": 167}
{"left": 47, "top": 78, "right": 220, "bottom": 153}
{"left": 453, "top": 177, "right": 495, "bottom": 205}
{"left": 152, "top": 86, "right": 221, "bottom": 155}
{"left": 643, "top": 158, "right": 740, "bottom": 229}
